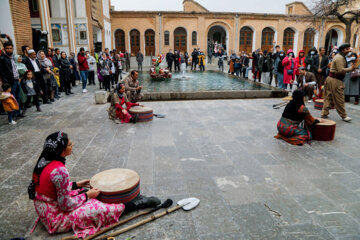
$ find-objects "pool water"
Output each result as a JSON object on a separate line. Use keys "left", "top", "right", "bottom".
{"left": 138, "top": 71, "right": 271, "bottom": 93}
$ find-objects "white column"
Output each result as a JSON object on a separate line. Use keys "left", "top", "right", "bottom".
{"left": 235, "top": 15, "right": 239, "bottom": 53}
{"left": 39, "top": 0, "right": 53, "bottom": 47}
{"left": 65, "top": 0, "right": 76, "bottom": 53}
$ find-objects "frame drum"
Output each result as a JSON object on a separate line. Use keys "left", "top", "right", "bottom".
{"left": 90, "top": 168, "right": 140, "bottom": 203}
{"left": 129, "top": 106, "right": 153, "bottom": 122}
{"left": 310, "top": 118, "right": 336, "bottom": 141}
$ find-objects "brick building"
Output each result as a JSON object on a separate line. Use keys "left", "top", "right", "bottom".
{"left": 110, "top": 0, "right": 360, "bottom": 56}
{"left": 0, "top": 0, "right": 111, "bottom": 55}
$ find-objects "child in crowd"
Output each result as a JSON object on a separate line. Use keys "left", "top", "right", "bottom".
{"left": 0, "top": 83, "right": 19, "bottom": 125}
{"left": 21, "top": 70, "right": 42, "bottom": 112}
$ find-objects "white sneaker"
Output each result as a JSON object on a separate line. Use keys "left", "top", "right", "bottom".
{"left": 9, "top": 120, "right": 16, "bottom": 125}
{"left": 82, "top": 89, "right": 88, "bottom": 93}
{"left": 342, "top": 117, "right": 352, "bottom": 122}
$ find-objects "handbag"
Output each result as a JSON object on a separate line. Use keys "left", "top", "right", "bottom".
{"left": 350, "top": 70, "right": 360, "bottom": 79}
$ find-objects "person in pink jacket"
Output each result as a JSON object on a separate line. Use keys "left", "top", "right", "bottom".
{"left": 282, "top": 49, "right": 296, "bottom": 91}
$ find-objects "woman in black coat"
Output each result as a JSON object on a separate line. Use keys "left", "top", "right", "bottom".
{"left": 59, "top": 52, "right": 73, "bottom": 95}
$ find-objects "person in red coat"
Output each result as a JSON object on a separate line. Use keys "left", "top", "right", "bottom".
{"left": 77, "top": 47, "right": 89, "bottom": 93}
{"left": 282, "top": 49, "right": 296, "bottom": 91}
{"left": 295, "top": 49, "right": 305, "bottom": 83}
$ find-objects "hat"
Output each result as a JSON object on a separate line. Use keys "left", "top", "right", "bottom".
{"left": 28, "top": 49, "right": 35, "bottom": 54}
{"left": 339, "top": 43, "right": 351, "bottom": 51}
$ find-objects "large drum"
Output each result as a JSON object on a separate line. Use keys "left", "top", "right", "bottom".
{"left": 90, "top": 168, "right": 140, "bottom": 204}
{"left": 129, "top": 106, "right": 153, "bottom": 122}
{"left": 310, "top": 119, "right": 336, "bottom": 141}
{"left": 314, "top": 99, "right": 324, "bottom": 110}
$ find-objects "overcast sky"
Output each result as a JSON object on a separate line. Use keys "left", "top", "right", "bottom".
{"left": 111, "top": 0, "right": 314, "bottom": 14}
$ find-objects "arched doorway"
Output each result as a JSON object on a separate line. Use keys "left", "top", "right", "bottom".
{"left": 208, "top": 25, "right": 227, "bottom": 51}
{"left": 283, "top": 28, "right": 295, "bottom": 53}
{"left": 145, "top": 29, "right": 155, "bottom": 56}
{"left": 174, "top": 27, "right": 187, "bottom": 53}
{"left": 115, "top": 29, "right": 125, "bottom": 53}
{"left": 261, "top": 27, "right": 274, "bottom": 52}
{"left": 303, "top": 28, "right": 315, "bottom": 54}
{"left": 239, "top": 26, "right": 253, "bottom": 54}
{"left": 325, "top": 29, "right": 343, "bottom": 54}
{"left": 130, "top": 29, "right": 140, "bottom": 55}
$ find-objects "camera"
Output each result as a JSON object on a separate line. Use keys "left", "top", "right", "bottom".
{"left": 0, "top": 33, "right": 7, "bottom": 38}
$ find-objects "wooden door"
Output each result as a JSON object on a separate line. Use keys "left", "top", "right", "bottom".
{"left": 145, "top": 29, "right": 155, "bottom": 56}
{"left": 283, "top": 28, "right": 295, "bottom": 53}
{"left": 261, "top": 27, "right": 274, "bottom": 52}
{"left": 240, "top": 27, "right": 253, "bottom": 54}
{"left": 303, "top": 29, "right": 315, "bottom": 54}
{"left": 174, "top": 27, "right": 187, "bottom": 53}
{"left": 130, "top": 29, "right": 140, "bottom": 55}
{"left": 115, "top": 29, "right": 125, "bottom": 53}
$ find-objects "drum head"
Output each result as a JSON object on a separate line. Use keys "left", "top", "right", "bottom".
{"left": 90, "top": 168, "right": 140, "bottom": 193}
{"left": 130, "top": 106, "right": 153, "bottom": 113}
{"left": 316, "top": 118, "right": 336, "bottom": 126}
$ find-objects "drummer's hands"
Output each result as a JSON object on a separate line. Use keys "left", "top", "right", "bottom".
{"left": 87, "top": 188, "right": 100, "bottom": 199}
{"left": 77, "top": 179, "right": 90, "bottom": 188}
{"left": 122, "top": 109, "right": 128, "bottom": 115}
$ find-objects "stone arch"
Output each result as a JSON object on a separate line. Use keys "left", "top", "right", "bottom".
{"left": 303, "top": 28, "right": 319, "bottom": 54}
{"left": 239, "top": 26, "right": 256, "bottom": 54}
{"left": 129, "top": 29, "right": 140, "bottom": 55}
{"left": 283, "top": 27, "right": 299, "bottom": 54}
{"left": 206, "top": 21, "right": 230, "bottom": 55}
{"left": 144, "top": 29, "right": 155, "bottom": 56}
{"left": 114, "top": 28, "right": 126, "bottom": 53}
{"left": 174, "top": 27, "right": 188, "bottom": 54}
{"left": 324, "top": 26, "right": 345, "bottom": 53}
{"left": 261, "top": 27, "right": 277, "bottom": 52}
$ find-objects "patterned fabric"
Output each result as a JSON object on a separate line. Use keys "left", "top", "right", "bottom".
{"left": 274, "top": 105, "right": 315, "bottom": 145}
{"left": 34, "top": 166, "right": 124, "bottom": 238}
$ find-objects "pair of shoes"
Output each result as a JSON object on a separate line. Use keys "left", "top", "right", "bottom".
{"left": 321, "top": 115, "right": 329, "bottom": 119}
{"left": 342, "top": 116, "right": 352, "bottom": 122}
{"left": 50, "top": 99, "right": 55, "bottom": 102}
{"left": 82, "top": 89, "right": 88, "bottom": 93}
{"left": 45, "top": 101, "right": 52, "bottom": 104}
{"left": 69, "top": 91, "right": 74, "bottom": 94}
{"left": 9, "top": 120, "right": 16, "bottom": 125}
{"left": 36, "top": 106, "right": 42, "bottom": 112}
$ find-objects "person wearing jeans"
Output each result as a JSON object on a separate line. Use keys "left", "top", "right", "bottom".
{"left": 77, "top": 47, "right": 89, "bottom": 93}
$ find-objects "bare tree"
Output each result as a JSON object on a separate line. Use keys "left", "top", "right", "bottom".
{"left": 312, "top": 0, "right": 360, "bottom": 44}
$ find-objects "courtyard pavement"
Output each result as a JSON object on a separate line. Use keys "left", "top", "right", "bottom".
{"left": 1, "top": 83, "right": 360, "bottom": 240}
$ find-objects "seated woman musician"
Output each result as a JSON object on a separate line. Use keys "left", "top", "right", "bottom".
{"left": 28, "top": 131, "right": 160, "bottom": 238}
{"left": 274, "top": 90, "right": 321, "bottom": 145}
{"left": 108, "top": 83, "right": 142, "bottom": 124}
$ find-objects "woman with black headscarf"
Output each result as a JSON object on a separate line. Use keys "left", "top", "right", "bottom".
{"left": 274, "top": 90, "right": 320, "bottom": 145}
{"left": 59, "top": 52, "right": 73, "bottom": 95}
{"left": 28, "top": 131, "right": 160, "bottom": 238}
{"left": 108, "top": 83, "right": 142, "bottom": 124}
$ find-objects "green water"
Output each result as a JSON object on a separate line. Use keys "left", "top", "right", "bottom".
{"left": 138, "top": 71, "right": 271, "bottom": 93}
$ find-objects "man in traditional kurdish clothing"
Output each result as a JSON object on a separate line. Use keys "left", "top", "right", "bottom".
{"left": 124, "top": 70, "right": 143, "bottom": 103}
{"left": 321, "top": 43, "right": 356, "bottom": 122}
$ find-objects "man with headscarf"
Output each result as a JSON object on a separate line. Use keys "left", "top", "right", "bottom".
{"left": 321, "top": 43, "right": 356, "bottom": 122}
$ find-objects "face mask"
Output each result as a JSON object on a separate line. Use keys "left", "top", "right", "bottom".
{"left": 280, "top": 54, "right": 284, "bottom": 57}
{"left": 310, "top": 51, "right": 315, "bottom": 55}
{"left": 289, "top": 53, "right": 294, "bottom": 57}
{"left": 347, "top": 57, "right": 356, "bottom": 62}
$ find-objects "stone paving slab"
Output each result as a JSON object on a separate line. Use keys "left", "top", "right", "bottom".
{"left": 1, "top": 84, "right": 360, "bottom": 239}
